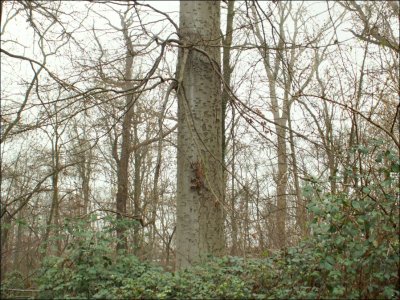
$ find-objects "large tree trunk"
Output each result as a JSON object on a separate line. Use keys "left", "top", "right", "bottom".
{"left": 176, "top": 0, "right": 224, "bottom": 270}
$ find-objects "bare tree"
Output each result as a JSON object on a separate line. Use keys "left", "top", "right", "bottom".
{"left": 250, "top": 1, "right": 326, "bottom": 247}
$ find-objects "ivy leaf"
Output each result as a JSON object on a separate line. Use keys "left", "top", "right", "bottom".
{"left": 351, "top": 201, "right": 361, "bottom": 210}
{"left": 391, "top": 163, "right": 399, "bottom": 173}
{"left": 302, "top": 185, "right": 313, "bottom": 198}
{"left": 357, "top": 145, "right": 368, "bottom": 154}
{"left": 362, "top": 186, "right": 371, "bottom": 194}
{"left": 381, "top": 179, "right": 392, "bottom": 187}
{"left": 375, "top": 152, "right": 384, "bottom": 163}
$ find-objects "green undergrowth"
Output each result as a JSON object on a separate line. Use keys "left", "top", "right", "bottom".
{"left": 3, "top": 143, "right": 398, "bottom": 299}
{"left": 34, "top": 187, "right": 399, "bottom": 299}
{"left": 34, "top": 237, "right": 399, "bottom": 300}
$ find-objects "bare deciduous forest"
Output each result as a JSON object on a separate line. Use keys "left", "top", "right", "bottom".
{"left": 0, "top": 1, "right": 399, "bottom": 299}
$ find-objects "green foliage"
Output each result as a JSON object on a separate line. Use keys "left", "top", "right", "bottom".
{"left": 36, "top": 144, "right": 399, "bottom": 299}
{"left": 267, "top": 189, "right": 399, "bottom": 298}
{"left": 36, "top": 217, "right": 156, "bottom": 299}
{"left": 171, "top": 256, "right": 254, "bottom": 299}
{"left": 272, "top": 143, "right": 399, "bottom": 299}
{"left": 0, "top": 271, "right": 25, "bottom": 299}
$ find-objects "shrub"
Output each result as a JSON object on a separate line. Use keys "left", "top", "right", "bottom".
{"left": 36, "top": 144, "right": 399, "bottom": 299}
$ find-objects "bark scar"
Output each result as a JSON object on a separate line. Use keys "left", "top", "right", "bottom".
{"left": 190, "top": 160, "right": 205, "bottom": 194}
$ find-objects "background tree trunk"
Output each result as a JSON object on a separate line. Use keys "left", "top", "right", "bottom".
{"left": 222, "top": 0, "right": 237, "bottom": 256}
{"left": 115, "top": 13, "right": 135, "bottom": 252}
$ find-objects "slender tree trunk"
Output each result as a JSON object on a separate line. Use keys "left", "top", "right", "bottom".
{"left": 288, "top": 104, "right": 307, "bottom": 237}
{"left": 82, "top": 168, "right": 90, "bottom": 216}
{"left": 72, "top": 121, "right": 92, "bottom": 218}
{"left": 222, "top": 0, "right": 235, "bottom": 162}
{"left": 80, "top": 137, "right": 91, "bottom": 217}
{"left": 268, "top": 57, "right": 288, "bottom": 249}
{"left": 317, "top": 73, "right": 338, "bottom": 195}
{"left": 45, "top": 153, "right": 60, "bottom": 254}
{"left": 244, "top": 187, "right": 251, "bottom": 253}
{"left": 132, "top": 118, "right": 142, "bottom": 254}
{"left": 230, "top": 109, "right": 238, "bottom": 255}
{"left": 149, "top": 88, "right": 170, "bottom": 260}
{"left": 43, "top": 123, "right": 61, "bottom": 256}
{"left": 255, "top": 173, "right": 265, "bottom": 252}
{"left": 0, "top": 212, "right": 12, "bottom": 283}
{"left": 115, "top": 16, "right": 135, "bottom": 252}
{"left": 13, "top": 210, "right": 24, "bottom": 273}
{"left": 149, "top": 146, "right": 161, "bottom": 260}
{"left": 221, "top": 0, "right": 237, "bottom": 256}
{"left": 275, "top": 125, "right": 288, "bottom": 248}
{"left": 176, "top": 0, "right": 224, "bottom": 270}
{"left": 115, "top": 101, "right": 133, "bottom": 252}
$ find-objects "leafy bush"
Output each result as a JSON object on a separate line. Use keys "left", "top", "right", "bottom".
{"left": 36, "top": 144, "right": 399, "bottom": 299}
{"left": 171, "top": 256, "right": 254, "bottom": 299}
{"left": 36, "top": 217, "right": 165, "bottom": 299}
{"left": 262, "top": 143, "right": 399, "bottom": 299}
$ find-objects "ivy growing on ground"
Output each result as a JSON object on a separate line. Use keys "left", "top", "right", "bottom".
{"left": 32, "top": 143, "right": 399, "bottom": 299}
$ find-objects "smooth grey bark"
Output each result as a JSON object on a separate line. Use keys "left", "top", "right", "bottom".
{"left": 176, "top": 0, "right": 224, "bottom": 270}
